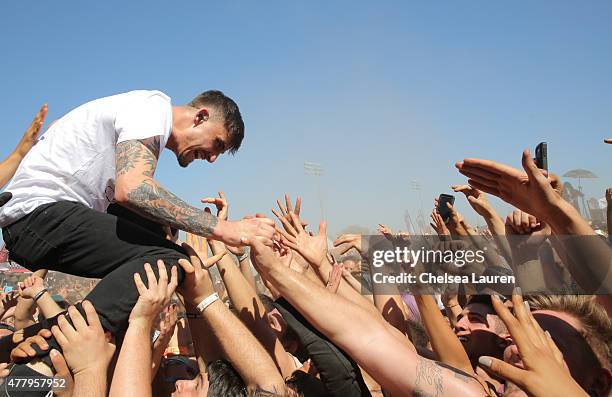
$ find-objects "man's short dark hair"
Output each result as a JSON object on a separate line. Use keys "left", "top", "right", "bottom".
{"left": 207, "top": 359, "right": 247, "bottom": 397}
{"left": 189, "top": 90, "right": 244, "bottom": 154}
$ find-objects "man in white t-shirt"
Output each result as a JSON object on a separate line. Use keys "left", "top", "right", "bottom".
{"left": 0, "top": 89, "right": 275, "bottom": 342}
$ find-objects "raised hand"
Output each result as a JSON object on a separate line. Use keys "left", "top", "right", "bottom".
{"left": 333, "top": 234, "right": 365, "bottom": 256}
{"left": 15, "top": 104, "right": 48, "bottom": 158}
{"left": 430, "top": 208, "right": 450, "bottom": 236}
{"left": 201, "top": 191, "right": 228, "bottom": 221}
{"left": 157, "top": 304, "right": 179, "bottom": 343}
{"left": 51, "top": 301, "right": 116, "bottom": 376}
{"left": 177, "top": 242, "right": 219, "bottom": 306}
{"left": 452, "top": 184, "right": 492, "bottom": 217}
{"left": 456, "top": 150, "right": 562, "bottom": 223}
{"left": 271, "top": 194, "right": 307, "bottom": 233}
{"left": 505, "top": 210, "right": 551, "bottom": 263}
{"left": 18, "top": 275, "right": 45, "bottom": 300}
{"left": 129, "top": 261, "right": 178, "bottom": 326}
{"left": 222, "top": 216, "right": 277, "bottom": 248}
{"left": 185, "top": 232, "right": 226, "bottom": 268}
{"left": 0, "top": 291, "right": 19, "bottom": 316}
{"left": 275, "top": 210, "right": 328, "bottom": 269}
{"left": 478, "top": 293, "right": 588, "bottom": 397}
{"left": 326, "top": 263, "right": 344, "bottom": 293}
{"left": 377, "top": 223, "right": 394, "bottom": 238}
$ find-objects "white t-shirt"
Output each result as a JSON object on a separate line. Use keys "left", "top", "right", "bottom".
{"left": 0, "top": 90, "right": 173, "bottom": 227}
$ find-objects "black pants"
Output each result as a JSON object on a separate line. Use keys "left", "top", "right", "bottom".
{"left": 2, "top": 201, "right": 187, "bottom": 335}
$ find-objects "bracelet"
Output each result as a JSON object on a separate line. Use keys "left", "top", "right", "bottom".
{"left": 196, "top": 293, "right": 219, "bottom": 313}
{"left": 33, "top": 289, "right": 48, "bottom": 302}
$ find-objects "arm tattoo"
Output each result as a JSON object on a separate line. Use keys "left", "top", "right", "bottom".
{"left": 116, "top": 136, "right": 218, "bottom": 236}
{"left": 414, "top": 357, "right": 444, "bottom": 397}
{"left": 116, "top": 136, "right": 160, "bottom": 177}
{"left": 126, "top": 179, "right": 218, "bottom": 236}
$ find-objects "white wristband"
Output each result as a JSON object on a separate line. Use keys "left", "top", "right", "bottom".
{"left": 196, "top": 293, "right": 219, "bottom": 313}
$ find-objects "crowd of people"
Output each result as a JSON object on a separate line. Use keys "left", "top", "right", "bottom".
{"left": 0, "top": 94, "right": 610, "bottom": 397}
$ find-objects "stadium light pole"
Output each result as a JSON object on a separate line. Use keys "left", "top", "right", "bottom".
{"left": 410, "top": 179, "right": 425, "bottom": 234}
{"left": 304, "top": 161, "right": 325, "bottom": 220}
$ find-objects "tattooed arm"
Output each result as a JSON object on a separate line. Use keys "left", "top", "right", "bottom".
{"left": 114, "top": 138, "right": 275, "bottom": 245}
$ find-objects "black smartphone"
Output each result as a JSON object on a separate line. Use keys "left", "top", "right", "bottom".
{"left": 534, "top": 142, "right": 548, "bottom": 171}
{"left": 437, "top": 194, "right": 455, "bottom": 223}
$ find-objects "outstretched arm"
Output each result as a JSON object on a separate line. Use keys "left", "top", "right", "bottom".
{"left": 113, "top": 138, "right": 275, "bottom": 246}
{"left": 250, "top": 239, "right": 487, "bottom": 397}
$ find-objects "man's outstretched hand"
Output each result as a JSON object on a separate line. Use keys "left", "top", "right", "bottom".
{"left": 216, "top": 216, "right": 277, "bottom": 248}
{"left": 456, "top": 149, "right": 562, "bottom": 223}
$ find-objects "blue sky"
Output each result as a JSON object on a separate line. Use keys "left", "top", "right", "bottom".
{"left": 1, "top": 1, "right": 611, "bottom": 236}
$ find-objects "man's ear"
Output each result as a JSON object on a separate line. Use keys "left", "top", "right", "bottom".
{"left": 194, "top": 108, "right": 209, "bottom": 126}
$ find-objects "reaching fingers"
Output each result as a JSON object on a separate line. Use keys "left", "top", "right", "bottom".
{"left": 134, "top": 273, "right": 147, "bottom": 295}
{"left": 177, "top": 258, "right": 195, "bottom": 274}
{"left": 81, "top": 300, "right": 102, "bottom": 330}
{"left": 167, "top": 266, "right": 178, "bottom": 295}
{"left": 156, "top": 260, "right": 169, "bottom": 292}
{"left": 333, "top": 234, "right": 357, "bottom": 247}
{"left": 318, "top": 221, "right": 327, "bottom": 237}
{"left": 51, "top": 322, "right": 70, "bottom": 348}
{"left": 276, "top": 227, "right": 297, "bottom": 244}
{"left": 181, "top": 243, "right": 203, "bottom": 271}
{"left": 202, "top": 251, "right": 226, "bottom": 269}
{"left": 490, "top": 294, "right": 526, "bottom": 348}
{"left": 50, "top": 349, "right": 70, "bottom": 379}
{"left": 276, "top": 198, "right": 288, "bottom": 217}
{"left": 467, "top": 179, "right": 501, "bottom": 197}
{"left": 272, "top": 208, "right": 297, "bottom": 236}
{"left": 37, "top": 328, "right": 53, "bottom": 339}
{"left": 284, "top": 194, "right": 293, "bottom": 214}
{"left": 287, "top": 211, "right": 304, "bottom": 233}
{"left": 477, "top": 356, "right": 525, "bottom": 387}
{"left": 143, "top": 262, "right": 157, "bottom": 290}
{"left": 67, "top": 306, "right": 88, "bottom": 331}
{"left": 294, "top": 196, "right": 302, "bottom": 216}
{"left": 521, "top": 149, "right": 549, "bottom": 186}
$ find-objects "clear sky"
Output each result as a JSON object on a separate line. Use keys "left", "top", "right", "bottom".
{"left": 1, "top": 0, "right": 611, "bottom": 236}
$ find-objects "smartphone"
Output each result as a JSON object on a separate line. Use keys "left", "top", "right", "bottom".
{"left": 437, "top": 194, "right": 455, "bottom": 223}
{"left": 534, "top": 142, "right": 548, "bottom": 171}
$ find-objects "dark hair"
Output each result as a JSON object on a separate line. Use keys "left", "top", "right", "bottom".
{"left": 188, "top": 90, "right": 244, "bottom": 154}
{"left": 207, "top": 359, "right": 247, "bottom": 397}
